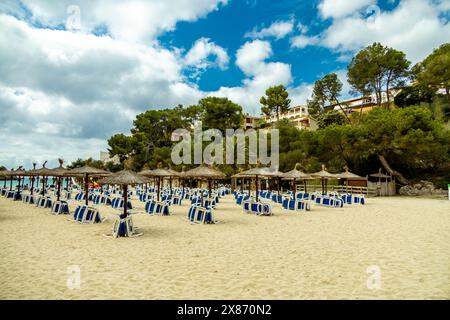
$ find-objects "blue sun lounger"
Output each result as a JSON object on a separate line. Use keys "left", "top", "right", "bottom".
{"left": 282, "top": 198, "right": 310, "bottom": 211}
{"left": 22, "top": 194, "right": 35, "bottom": 205}
{"left": 111, "top": 215, "right": 142, "bottom": 238}
{"left": 314, "top": 196, "right": 344, "bottom": 208}
{"left": 74, "top": 192, "right": 85, "bottom": 201}
{"left": 73, "top": 205, "right": 103, "bottom": 223}
{"left": 271, "top": 194, "right": 283, "bottom": 204}
{"left": 36, "top": 196, "right": 52, "bottom": 208}
{"left": 111, "top": 197, "right": 133, "bottom": 210}
{"left": 187, "top": 205, "right": 215, "bottom": 224}
{"left": 51, "top": 200, "right": 70, "bottom": 215}
{"left": 145, "top": 200, "right": 170, "bottom": 215}
{"left": 243, "top": 200, "right": 272, "bottom": 216}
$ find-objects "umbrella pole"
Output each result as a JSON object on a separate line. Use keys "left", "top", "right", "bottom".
{"left": 321, "top": 179, "right": 324, "bottom": 195}
{"left": 158, "top": 177, "right": 161, "bottom": 201}
{"left": 123, "top": 184, "right": 128, "bottom": 218}
{"left": 85, "top": 173, "right": 89, "bottom": 206}
{"left": 57, "top": 177, "right": 61, "bottom": 201}
{"left": 42, "top": 176, "right": 45, "bottom": 195}
{"left": 30, "top": 176, "right": 35, "bottom": 195}
{"left": 170, "top": 177, "right": 172, "bottom": 194}
{"left": 256, "top": 175, "right": 259, "bottom": 202}
{"left": 9, "top": 175, "right": 13, "bottom": 191}
{"left": 293, "top": 178, "right": 296, "bottom": 199}
{"left": 208, "top": 179, "right": 211, "bottom": 198}
{"left": 304, "top": 180, "right": 307, "bottom": 193}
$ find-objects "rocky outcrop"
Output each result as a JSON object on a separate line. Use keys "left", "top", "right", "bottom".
{"left": 399, "top": 181, "right": 447, "bottom": 196}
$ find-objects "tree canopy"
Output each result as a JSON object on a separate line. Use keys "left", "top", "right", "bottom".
{"left": 260, "top": 85, "right": 291, "bottom": 121}
{"left": 348, "top": 42, "right": 410, "bottom": 106}
{"left": 413, "top": 43, "right": 450, "bottom": 105}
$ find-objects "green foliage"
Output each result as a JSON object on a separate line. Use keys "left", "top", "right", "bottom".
{"left": 413, "top": 43, "right": 450, "bottom": 104}
{"left": 317, "top": 110, "right": 347, "bottom": 128}
{"left": 107, "top": 133, "right": 135, "bottom": 162}
{"left": 67, "top": 158, "right": 105, "bottom": 170}
{"left": 348, "top": 42, "right": 411, "bottom": 106}
{"left": 260, "top": 85, "right": 291, "bottom": 120}
{"left": 394, "top": 85, "right": 435, "bottom": 108}
{"left": 276, "top": 106, "right": 450, "bottom": 182}
{"left": 195, "top": 97, "right": 243, "bottom": 131}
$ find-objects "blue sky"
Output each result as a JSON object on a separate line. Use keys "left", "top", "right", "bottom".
{"left": 0, "top": 0, "right": 449, "bottom": 168}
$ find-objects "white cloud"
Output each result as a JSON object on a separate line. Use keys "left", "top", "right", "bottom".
{"left": 245, "top": 19, "right": 295, "bottom": 40}
{"left": 4, "top": 0, "right": 228, "bottom": 43}
{"left": 293, "top": 0, "right": 450, "bottom": 64}
{"left": 0, "top": 14, "right": 206, "bottom": 168}
{"left": 290, "top": 35, "right": 320, "bottom": 49}
{"left": 184, "top": 37, "right": 229, "bottom": 74}
{"left": 318, "top": 0, "right": 374, "bottom": 19}
{"left": 209, "top": 40, "right": 303, "bottom": 114}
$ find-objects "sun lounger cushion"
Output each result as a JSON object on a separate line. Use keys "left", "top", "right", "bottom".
{"left": 51, "top": 200, "right": 70, "bottom": 215}
{"left": 73, "top": 205, "right": 102, "bottom": 223}
{"left": 145, "top": 200, "right": 170, "bottom": 215}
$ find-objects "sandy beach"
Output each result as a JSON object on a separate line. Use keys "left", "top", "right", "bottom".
{"left": 0, "top": 194, "right": 449, "bottom": 300}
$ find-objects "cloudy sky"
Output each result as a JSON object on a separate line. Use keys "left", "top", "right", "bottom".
{"left": 0, "top": 0, "right": 449, "bottom": 169}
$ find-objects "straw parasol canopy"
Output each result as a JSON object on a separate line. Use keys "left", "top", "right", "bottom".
{"left": 99, "top": 170, "right": 150, "bottom": 219}
{"left": 282, "top": 163, "right": 312, "bottom": 196}
{"left": 99, "top": 170, "right": 151, "bottom": 186}
{"left": 68, "top": 165, "right": 111, "bottom": 205}
{"left": 184, "top": 165, "right": 226, "bottom": 179}
{"left": 184, "top": 165, "right": 225, "bottom": 201}
{"left": 336, "top": 166, "right": 367, "bottom": 193}
{"left": 29, "top": 162, "right": 54, "bottom": 195}
{"left": 139, "top": 164, "right": 177, "bottom": 201}
{"left": 50, "top": 159, "right": 70, "bottom": 177}
{"left": 50, "top": 159, "right": 70, "bottom": 201}
{"left": 311, "top": 164, "right": 337, "bottom": 194}
{"left": 238, "top": 165, "right": 283, "bottom": 201}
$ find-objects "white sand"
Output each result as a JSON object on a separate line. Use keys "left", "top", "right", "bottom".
{"left": 0, "top": 194, "right": 449, "bottom": 299}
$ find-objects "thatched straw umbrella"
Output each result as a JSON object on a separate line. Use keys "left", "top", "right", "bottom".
{"left": 13, "top": 167, "right": 27, "bottom": 196}
{"left": 140, "top": 165, "right": 174, "bottom": 201}
{"left": 167, "top": 167, "right": 180, "bottom": 191}
{"left": 25, "top": 163, "right": 38, "bottom": 196}
{"left": 32, "top": 162, "right": 54, "bottom": 196}
{"left": 50, "top": 159, "right": 70, "bottom": 202}
{"left": 282, "top": 163, "right": 312, "bottom": 198}
{"left": 99, "top": 170, "right": 150, "bottom": 221}
{"left": 231, "top": 171, "right": 250, "bottom": 193}
{"left": 336, "top": 166, "right": 367, "bottom": 193}
{"left": 311, "top": 164, "right": 337, "bottom": 195}
{"left": 0, "top": 169, "right": 8, "bottom": 189}
{"left": 1, "top": 168, "right": 16, "bottom": 191}
{"left": 184, "top": 165, "right": 225, "bottom": 204}
{"left": 239, "top": 166, "right": 283, "bottom": 202}
{"left": 68, "top": 166, "right": 111, "bottom": 205}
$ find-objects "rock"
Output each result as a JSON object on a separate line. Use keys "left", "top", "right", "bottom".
{"left": 399, "top": 181, "right": 445, "bottom": 197}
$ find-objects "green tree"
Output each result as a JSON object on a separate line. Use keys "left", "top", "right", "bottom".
{"left": 413, "top": 43, "right": 450, "bottom": 105}
{"left": 348, "top": 42, "right": 411, "bottom": 107}
{"left": 311, "top": 73, "right": 350, "bottom": 122}
{"left": 67, "top": 158, "right": 105, "bottom": 170}
{"left": 394, "top": 85, "right": 435, "bottom": 108}
{"left": 317, "top": 110, "right": 347, "bottom": 128}
{"left": 131, "top": 108, "right": 189, "bottom": 165}
{"left": 107, "top": 133, "right": 135, "bottom": 163}
{"left": 260, "top": 85, "right": 291, "bottom": 121}
{"left": 196, "top": 97, "right": 243, "bottom": 131}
